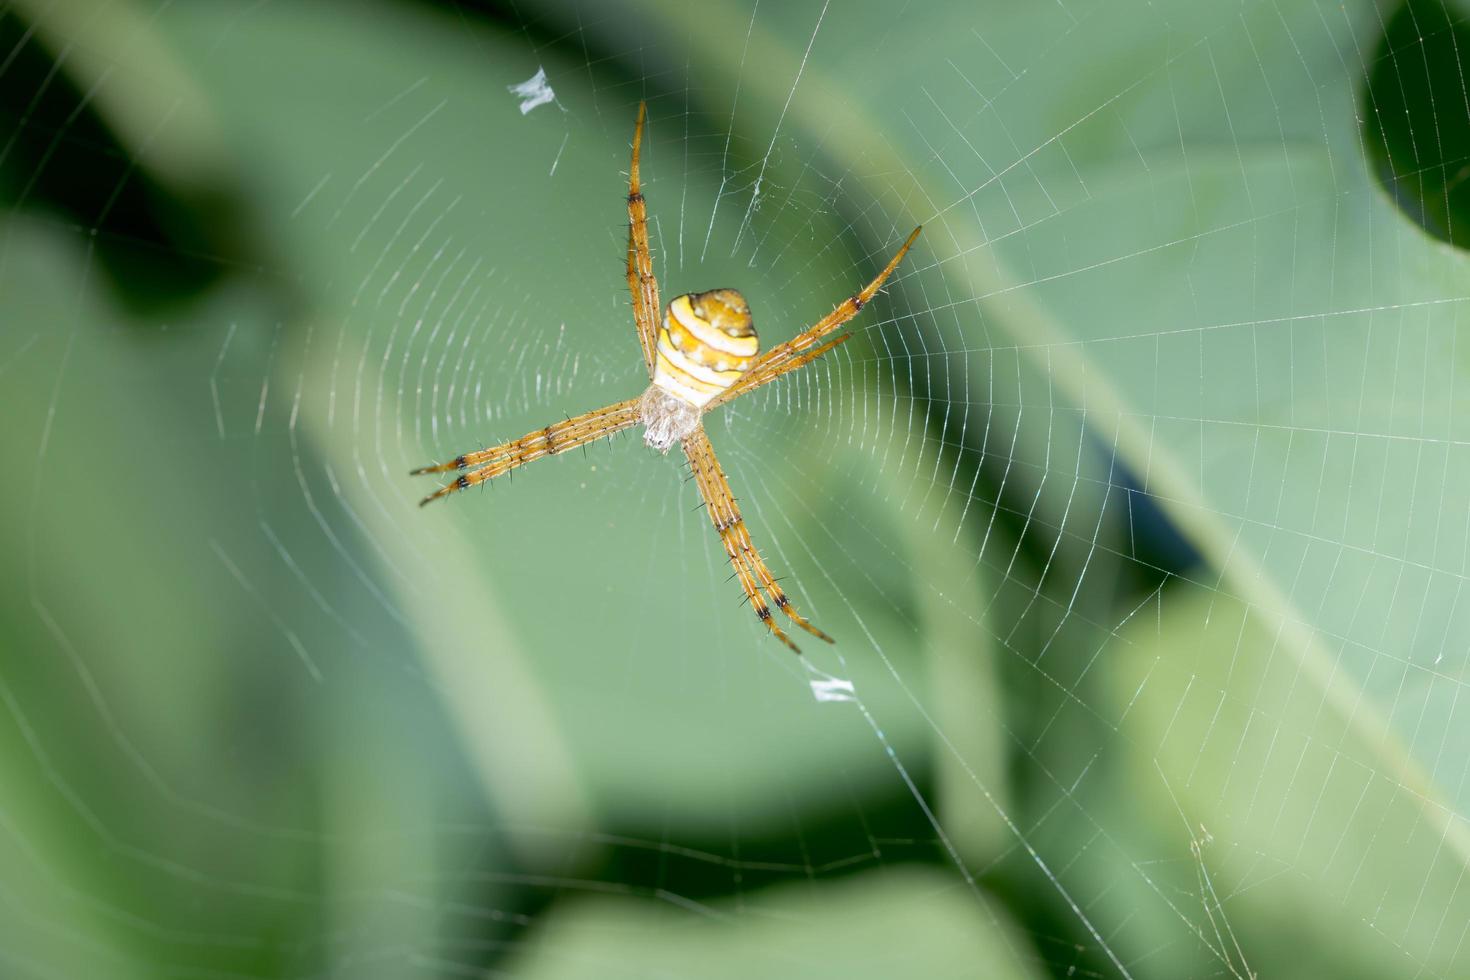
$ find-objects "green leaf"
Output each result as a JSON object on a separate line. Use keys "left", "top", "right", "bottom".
{"left": 511, "top": 867, "right": 1042, "bottom": 980}
{"left": 1089, "top": 581, "right": 1470, "bottom": 978}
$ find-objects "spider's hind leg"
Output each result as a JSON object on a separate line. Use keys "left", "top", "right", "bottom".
{"left": 683, "top": 426, "right": 833, "bottom": 653}
{"left": 752, "top": 570, "right": 833, "bottom": 644}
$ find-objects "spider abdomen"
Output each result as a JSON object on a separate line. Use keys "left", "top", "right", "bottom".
{"left": 652, "top": 289, "right": 759, "bottom": 408}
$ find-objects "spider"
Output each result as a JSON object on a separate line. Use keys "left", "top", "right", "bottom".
{"left": 413, "top": 102, "right": 920, "bottom": 653}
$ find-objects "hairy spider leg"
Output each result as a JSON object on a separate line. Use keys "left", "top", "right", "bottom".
{"left": 626, "top": 101, "right": 660, "bottom": 378}
{"left": 708, "top": 225, "right": 921, "bottom": 410}
{"left": 683, "top": 426, "right": 832, "bottom": 653}
{"left": 412, "top": 398, "right": 641, "bottom": 505}
{"left": 715, "top": 332, "right": 853, "bottom": 403}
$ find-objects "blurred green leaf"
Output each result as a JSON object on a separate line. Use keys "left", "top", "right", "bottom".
{"left": 1090, "top": 581, "right": 1470, "bottom": 978}
{"left": 512, "top": 867, "right": 1042, "bottom": 980}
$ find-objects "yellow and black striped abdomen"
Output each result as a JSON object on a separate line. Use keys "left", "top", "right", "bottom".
{"left": 653, "top": 289, "right": 759, "bottom": 408}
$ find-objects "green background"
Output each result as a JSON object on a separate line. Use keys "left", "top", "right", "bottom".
{"left": 2, "top": 0, "right": 1469, "bottom": 976}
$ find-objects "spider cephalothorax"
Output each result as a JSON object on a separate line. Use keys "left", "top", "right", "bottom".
{"left": 413, "top": 102, "right": 920, "bottom": 652}
{"left": 638, "top": 384, "right": 699, "bottom": 452}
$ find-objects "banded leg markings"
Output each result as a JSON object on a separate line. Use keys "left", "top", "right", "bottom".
{"left": 626, "top": 101, "right": 660, "bottom": 377}
{"left": 414, "top": 397, "right": 640, "bottom": 505}
{"left": 709, "top": 225, "right": 919, "bottom": 410}
{"left": 683, "top": 427, "right": 830, "bottom": 652}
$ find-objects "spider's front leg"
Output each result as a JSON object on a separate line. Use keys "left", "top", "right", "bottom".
{"left": 683, "top": 426, "right": 832, "bottom": 653}
{"left": 626, "top": 101, "right": 661, "bottom": 378}
{"left": 708, "top": 225, "right": 921, "bottom": 409}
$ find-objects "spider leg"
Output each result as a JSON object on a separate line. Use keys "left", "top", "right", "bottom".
{"left": 412, "top": 397, "right": 640, "bottom": 506}
{"left": 683, "top": 426, "right": 833, "bottom": 653}
{"left": 715, "top": 332, "right": 853, "bottom": 401}
{"left": 626, "top": 101, "right": 661, "bottom": 378}
{"left": 707, "top": 226, "right": 920, "bottom": 410}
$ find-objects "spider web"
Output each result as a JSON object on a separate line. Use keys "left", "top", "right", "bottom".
{"left": 2, "top": 0, "right": 1469, "bottom": 976}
